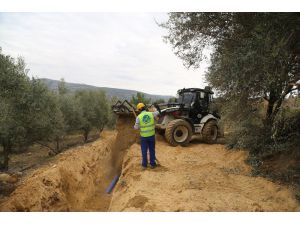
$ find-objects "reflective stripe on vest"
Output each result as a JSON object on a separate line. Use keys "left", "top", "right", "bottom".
{"left": 138, "top": 111, "right": 155, "bottom": 137}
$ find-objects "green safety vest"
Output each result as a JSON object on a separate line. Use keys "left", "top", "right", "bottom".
{"left": 138, "top": 111, "right": 155, "bottom": 137}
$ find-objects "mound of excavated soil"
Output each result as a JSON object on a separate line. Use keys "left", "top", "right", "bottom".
{"left": 0, "top": 131, "right": 117, "bottom": 211}
{"left": 109, "top": 115, "right": 139, "bottom": 176}
{"left": 109, "top": 139, "right": 300, "bottom": 212}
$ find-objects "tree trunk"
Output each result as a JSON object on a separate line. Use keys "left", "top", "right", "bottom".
{"left": 2, "top": 143, "right": 11, "bottom": 171}
{"left": 264, "top": 99, "right": 277, "bottom": 130}
{"left": 264, "top": 85, "right": 294, "bottom": 133}
{"left": 99, "top": 124, "right": 105, "bottom": 133}
{"left": 270, "top": 84, "right": 294, "bottom": 122}
{"left": 55, "top": 137, "right": 60, "bottom": 153}
{"left": 272, "top": 85, "right": 293, "bottom": 120}
{"left": 83, "top": 130, "right": 89, "bottom": 143}
{"left": 265, "top": 90, "right": 277, "bottom": 122}
{"left": 266, "top": 101, "right": 274, "bottom": 120}
{"left": 35, "top": 141, "right": 57, "bottom": 155}
{"left": 271, "top": 96, "right": 285, "bottom": 122}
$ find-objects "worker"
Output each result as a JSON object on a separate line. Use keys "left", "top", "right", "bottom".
{"left": 134, "top": 103, "right": 160, "bottom": 169}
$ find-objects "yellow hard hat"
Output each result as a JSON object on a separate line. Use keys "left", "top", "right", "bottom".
{"left": 136, "top": 103, "right": 145, "bottom": 111}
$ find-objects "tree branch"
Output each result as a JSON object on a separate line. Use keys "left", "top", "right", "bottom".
{"left": 34, "top": 142, "right": 57, "bottom": 153}
{"left": 271, "top": 84, "right": 294, "bottom": 121}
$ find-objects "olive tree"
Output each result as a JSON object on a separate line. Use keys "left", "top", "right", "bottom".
{"left": 0, "top": 51, "right": 64, "bottom": 169}
{"left": 130, "top": 92, "right": 151, "bottom": 105}
{"left": 162, "top": 13, "right": 299, "bottom": 123}
{"left": 75, "top": 90, "right": 109, "bottom": 142}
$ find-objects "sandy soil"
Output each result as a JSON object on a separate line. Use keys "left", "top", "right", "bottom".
{"left": 0, "top": 131, "right": 116, "bottom": 211}
{"left": 0, "top": 115, "right": 138, "bottom": 212}
{"left": 1, "top": 114, "right": 299, "bottom": 212}
{"left": 109, "top": 137, "right": 300, "bottom": 212}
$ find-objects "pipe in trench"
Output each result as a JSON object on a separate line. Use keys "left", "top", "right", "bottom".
{"left": 106, "top": 175, "right": 120, "bottom": 194}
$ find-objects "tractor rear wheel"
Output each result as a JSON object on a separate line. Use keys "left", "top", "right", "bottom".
{"left": 165, "top": 119, "right": 192, "bottom": 147}
{"left": 202, "top": 120, "right": 218, "bottom": 144}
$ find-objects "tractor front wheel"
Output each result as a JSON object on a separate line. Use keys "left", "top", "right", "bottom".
{"left": 165, "top": 119, "right": 192, "bottom": 147}
{"left": 202, "top": 120, "right": 218, "bottom": 144}
{"left": 156, "top": 129, "right": 165, "bottom": 136}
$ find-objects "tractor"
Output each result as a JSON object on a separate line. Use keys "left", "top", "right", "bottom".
{"left": 111, "top": 86, "right": 221, "bottom": 147}
{"left": 154, "top": 86, "right": 221, "bottom": 146}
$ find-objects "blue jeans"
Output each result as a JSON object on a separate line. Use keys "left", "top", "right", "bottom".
{"left": 140, "top": 135, "right": 156, "bottom": 167}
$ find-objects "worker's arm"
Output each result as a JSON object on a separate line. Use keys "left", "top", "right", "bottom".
{"left": 133, "top": 117, "right": 140, "bottom": 130}
{"left": 152, "top": 111, "right": 160, "bottom": 119}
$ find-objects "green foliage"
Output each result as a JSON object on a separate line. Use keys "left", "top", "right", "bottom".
{"left": 130, "top": 92, "right": 151, "bottom": 105}
{"left": 75, "top": 90, "right": 110, "bottom": 142}
{"left": 0, "top": 52, "right": 65, "bottom": 168}
{"left": 106, "top": 109, "right": 117, "bottom": 129}
{"left": 226, "top": 105, "right": 300, "bottom": 157}
{"left": 168, "top": 97, "right": 177, "bottom": 103}
{"left": 105, "top": 96, "right": 117, "bottom": 129}
{"left": 225, "top": 103, "right": 271, "bottom": 154}
{"left": 0, "top": 53, "right": 31, "bottom": 170}
{"left": 0, "top": 49, "right": 114, "bottom": 169}
{"left": 58, "top": 78, "right": 68, "bottom": 95}
{"left": 59, "top": 94, "right": 83, "bottom": 133}
{"left": 153, "top": 98, "right": 165, "bottom": 104}
{"left": 162, "top": 12, "right": 299, "bottom": 118}
{"left": 272, "top": 107, "right": 300, "bottom": 145}
{"left": 25, "top": 79, "right": 65, "bottom": 145}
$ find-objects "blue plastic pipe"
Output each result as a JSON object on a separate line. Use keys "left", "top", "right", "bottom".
{"left": 106, "top": 175, "right": 120, "bottom": 194}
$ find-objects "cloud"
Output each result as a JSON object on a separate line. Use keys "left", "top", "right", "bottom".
{"left": 0, "top": 13, "right": 210, "bottom": 95}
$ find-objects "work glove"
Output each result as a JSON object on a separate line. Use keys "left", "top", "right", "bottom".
{"left": 154, "top": 103, "right": 161, "bottom": 115}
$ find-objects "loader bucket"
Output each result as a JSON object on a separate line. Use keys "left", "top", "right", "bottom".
{"left": 111, "top": 100, "right": 138, "bottom": 116}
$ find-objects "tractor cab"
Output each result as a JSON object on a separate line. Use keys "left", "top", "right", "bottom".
{"left": 177, "top": 87, "right": 214, "bottom": 121}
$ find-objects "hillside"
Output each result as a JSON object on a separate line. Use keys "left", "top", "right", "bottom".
{"left": 39, "top": 78, "right": 173, "bottom": 102}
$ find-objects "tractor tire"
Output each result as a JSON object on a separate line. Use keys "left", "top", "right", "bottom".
{"left": 202, "top": 120, "right": 218, "bottom": 144}
{"left": 165, "top": 119, "right": 193, "bottom": 147}
{"left": 156, "top": 129, "right": 165, "bottom": 136}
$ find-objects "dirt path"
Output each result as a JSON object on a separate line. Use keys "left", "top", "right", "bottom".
{"left": 109, "top": 137, "right": 300, "bottom": 212}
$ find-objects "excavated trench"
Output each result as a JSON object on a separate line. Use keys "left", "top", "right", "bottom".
{"left": 0, "top": 115, "right": 138, "bottom": 212}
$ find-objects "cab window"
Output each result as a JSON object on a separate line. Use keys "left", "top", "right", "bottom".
{"left": 199, "top": 91, "right": 205, "bottom": 99}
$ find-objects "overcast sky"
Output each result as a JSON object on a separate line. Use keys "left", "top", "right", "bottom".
{"left": 0, "top": 13, "right": 210, "bottom": 96}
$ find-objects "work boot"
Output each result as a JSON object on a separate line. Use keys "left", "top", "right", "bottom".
{"left": 150, "top": 164, "right": 157, "bottom": 169}
{"left": 141, "top": 165, "right": 147, "bottom": 170}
